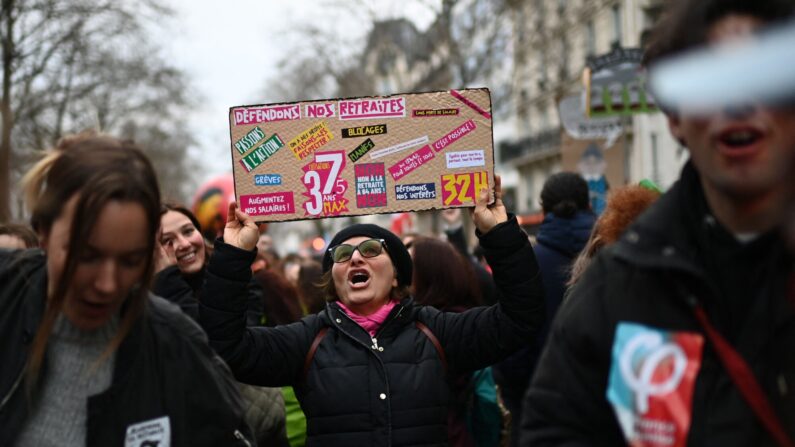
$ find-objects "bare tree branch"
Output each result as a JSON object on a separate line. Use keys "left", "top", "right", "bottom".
{"left": 0, "top": 0, "right": 198, "bottom": 220}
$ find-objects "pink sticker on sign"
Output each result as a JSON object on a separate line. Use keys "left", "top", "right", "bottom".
{"left": 388, "top": 145, "right": 435, "bottom": 181}
{"left": 233, "top": 104, "right": 301, "bottom": 125}
{"left": 451, "top": 89, "right": 492, "bottom": 119}
{"left": 432, "top": 120, "right": 477, "bottom": 152}
{"left": 338, "top": 97, "right": 406, "bottom": 120}
{"left": 355, "top": 163, "right": 387, "bottom": 208}
{"left": 305, "top": 103, "right": 336, "bottom": 118}
{"left": 239, "top": 192, "right": 295, "bottom": 216}
{"left": 301, "top": 151, "right": 349, "bottom": 217}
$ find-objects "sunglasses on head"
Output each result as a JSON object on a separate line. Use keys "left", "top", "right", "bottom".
{"left": 329, "top": 238, "right": 387, "bottom": 263}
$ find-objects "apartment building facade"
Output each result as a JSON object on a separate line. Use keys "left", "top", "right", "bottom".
{"left": 500, "top": 0, "right": 685, "bottom": 219}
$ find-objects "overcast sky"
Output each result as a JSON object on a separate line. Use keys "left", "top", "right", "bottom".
{"left": 159, "top": 0, "right": 436, "bottom": 181}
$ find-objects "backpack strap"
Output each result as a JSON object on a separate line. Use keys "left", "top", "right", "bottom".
{"left": 416, "top": 321, "right": 447, "bottom": 373}
{"left": 303, "top": 327, "right": 328, "bottom": 380}
{"left": 691, "top": 303, "right": 795, "bottom": 447}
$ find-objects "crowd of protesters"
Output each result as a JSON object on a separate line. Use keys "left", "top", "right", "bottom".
{"left": 1, "top": 0, "right": 795, "bottom": 445}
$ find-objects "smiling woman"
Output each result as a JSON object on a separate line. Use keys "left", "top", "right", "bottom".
{"left": 160, "top": 205, "right": 207, "bottom": 275}
{"left": 152, "top": 202, "right": 270, "bottom": 327}
{"left": 150, "top": 204, "right": 210, "bottom": 320}
{"left": 0, "top": 132, "right": 252, "bottom": 447}
{"left": 151, "top": 202, "right": 291, "bottom": 447}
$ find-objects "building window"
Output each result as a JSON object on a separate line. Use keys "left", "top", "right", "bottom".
{"left": 612, "top": 4, "right": 622, "bottom": 47}
{"left": 640, "top": 3, "right": 664, "bottom": 47}
{"left": 540, "top": 102, "right": 550, "bottom": 130}
{"left": 525, "top": 173, "right": 536, "bottom": 212}
{"left": 526, "top": 107, "right": 532, "bottom": 131}
{"left": 537, "top": 52, "right": 548, "bottom": 91}
{"left": 519, "top": 89, "right": 532, "bottom": 128}
{"left": 534, "top": 0, "right": 546, "bottom": 28}
{"left": 587, "top": 20, "right": 596, "bottom": 56}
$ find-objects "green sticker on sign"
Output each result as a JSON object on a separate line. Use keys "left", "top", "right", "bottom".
{"left": 235, "top": 127, "right": 266, "bottom": 155}
{"left": 240, "top": 134, "right": 284, "bottom": 172}
{"left": 348, "top": 138, "right": 375, "bottom": 163}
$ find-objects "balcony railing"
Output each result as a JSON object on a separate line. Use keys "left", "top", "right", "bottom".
{"left": 498, "top": 129, "right": 561, "bottom": 163}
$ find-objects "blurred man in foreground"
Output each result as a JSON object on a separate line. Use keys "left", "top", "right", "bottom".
{"left": 522, "top": 0, "right": 795, "bottom": 445}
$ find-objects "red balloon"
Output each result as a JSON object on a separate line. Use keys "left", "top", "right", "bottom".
{"left": 191, "top": 173, "right": 236, "bottom": 239}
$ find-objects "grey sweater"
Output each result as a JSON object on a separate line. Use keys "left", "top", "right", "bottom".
{"left": 15, "top": 314, "right": 118, "bottom": 447}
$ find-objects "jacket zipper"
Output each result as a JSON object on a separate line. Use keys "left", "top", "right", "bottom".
{"left": 371, "top": 305, "right": 402, "bottom": 447}
{"left": 335, "top": 304, "right": 404, "bottom": 354}
{"left": 334, "top": 305, "right": 401, "bottom": 446}
{"left": 372, "top": 305, "right": 404, "bottom": 351}
{"left": 336, "top": 310, "right": 383, "bottom": 352}
{"left": 234, "top": 429, "right": 252, "bottom": 447}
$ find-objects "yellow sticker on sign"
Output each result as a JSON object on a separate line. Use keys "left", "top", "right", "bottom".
{"left": 441, "top": 171, "right": 488, "bottom": 206}
{"left": 289, "top": 121, "right": 335, "bottom": 161}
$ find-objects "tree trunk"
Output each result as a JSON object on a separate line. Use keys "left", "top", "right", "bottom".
{"left": 0, "top": 0, "right": 15, "bottom": 222}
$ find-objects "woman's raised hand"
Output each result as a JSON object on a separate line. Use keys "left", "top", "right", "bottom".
{"left": 153, "top": 227, "right": 177, "bottom": 273}
{"left": 471, "top": 175, "right": 508, "bottom": 234}
{"left": 224, "top": 202, "right": 259, "bottom": 251}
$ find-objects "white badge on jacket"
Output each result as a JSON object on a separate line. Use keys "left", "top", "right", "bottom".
{"left": 124, "top": 416, "right": 171, "bottom": 447}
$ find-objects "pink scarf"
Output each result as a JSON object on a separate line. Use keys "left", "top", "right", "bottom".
{"left": 336, "top": 300, "right": 397, "bottom": 337}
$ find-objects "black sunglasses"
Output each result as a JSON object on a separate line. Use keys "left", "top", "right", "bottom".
{"left": 329, "top": 238, "right": 387, "bottom": 263}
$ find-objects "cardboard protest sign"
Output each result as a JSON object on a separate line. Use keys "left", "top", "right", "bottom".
{"left": 228, "top": 88, "right": 494, "bottom": 222}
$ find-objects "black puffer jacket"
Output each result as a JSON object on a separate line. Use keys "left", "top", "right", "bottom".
{"left": 152, "top": 266, "right": 288, "bottom": 445}
{"left": 0, "top": 249, "right": 254, "bottom": 447}
{"left": 152, "top": 265, "right": 265, "bottom": 327}
{"left": 239, "top": 383, "right": 289, "bottom": 447}
{"left": 152, "top": 264, "right": 204, "bottom": 319}
{"left": 200, "top": 217, "right": 544, "bottom": 447}
{"left": 521, "top": 163, "right": 795, "bottom": 446}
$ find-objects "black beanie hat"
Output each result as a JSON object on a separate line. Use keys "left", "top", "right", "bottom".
{"left": 322, "top": 223, "right": 413, "bottom": 287}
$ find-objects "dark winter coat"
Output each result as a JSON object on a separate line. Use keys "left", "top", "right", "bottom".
{"left": 0, "top": 249, "right": 254, "bottom": 447}
{"left": 495, "top": 211, "right": 595, "bottom": 386}
{"left": 200, "top": 217, "right": 544, "bottom": 447}
{"left": 527, "top": 211, "right": 596, "bottom": 372}
{"left": 493, "top": 210, "right": 594, "bottom": 447}
{"left": 521, "top": 162, "right": 795, "bottom": 446}
{"left": 535, "top": 210, "right": 596, "bottom": 324}
{"left": 153, "top": 264, "right": 288, "bottom": 446}
{"left": 152, "top": 264, "right": 204, "bottom": 319}
{"left": 239, "top": 383, "right": 290, "bottom": 447}
{"left": 153, "top": 265, "right": 265, "bottom": 326}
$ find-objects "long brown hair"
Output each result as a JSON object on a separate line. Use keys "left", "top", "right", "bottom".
{"left": 21, "top": 131, "right": 161, "bottom": 389}
{"left": 252, "top": 269, "right": 304, "bottom": 325}
{"left": 411, "top": 236, "right": 482, "bottom": 310}
{"left": 568, "top": 185, "right": 660, "bottom": 286}
{"left": 297, "top": 259, "right": 326, "bottom": 315}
